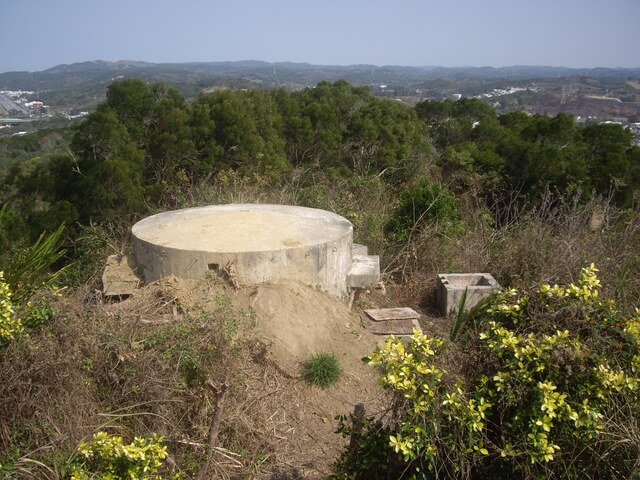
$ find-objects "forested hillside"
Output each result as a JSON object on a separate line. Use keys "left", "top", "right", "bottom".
{"left": 1, "top": 80, "right": 639, "bottom": 479}
{"left": 2, "top": 79, "right": 638, "bottom": 241}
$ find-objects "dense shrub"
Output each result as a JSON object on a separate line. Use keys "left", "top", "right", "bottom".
{"left": 386, "top": 177, "right": 465, "bottom": 243}
{"left": 0, "top": 272, "right": 23, "bottom": 345}
{"left": 333, "top": 264, "right": 640, "bottom": 479}
{"left": 71, "top": 431, "right": 178, "bottom": 480}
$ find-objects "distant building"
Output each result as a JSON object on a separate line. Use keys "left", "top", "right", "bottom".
{"left": 24, "top": 101, "right": 44, "bottom": 109}
{"left": 65, "top": 111, "right": 89, "bottom": 120}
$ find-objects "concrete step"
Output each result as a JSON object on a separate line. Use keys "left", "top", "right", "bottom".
{"left": 352, "top": 243, "right": 368, "bottom": 255}
{"left": 347, "top": 254, "right": 380, "bottom": 288}
{"left": 102, "top": 254, "right": 141, "bottom": 297}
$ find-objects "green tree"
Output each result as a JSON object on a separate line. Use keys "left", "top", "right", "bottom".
{"left": 195, "top": 89, "right": 289, "bottom": 173}
{"left": 272, "top": 88, "right": 314, "bottom": 166}
{"left": 345, "top": 98, "right": 428, "bottom": 180}
{"left": 583, "top": 123, "right": 635, "bottom": 204}
{"left": 294, "top": 81, "right": 428, "bottom": 181}
{"left": 416, "top": 98, "right": 495, "bottom": 149}
{"left": 146, "top": 99, "right": 196, "bottom": 184}
{"left": 70, "top": 109, "right": 145, "bottom": 220}
{"left": 105, "top": 79, "right": 156, "bottom": 145}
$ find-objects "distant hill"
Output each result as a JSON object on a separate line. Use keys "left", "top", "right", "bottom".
{"left": 1, "top": 60, "right": 639, "bottom": 124}
{"left": 2, "top": 60, "right": 640, "bottom": 93}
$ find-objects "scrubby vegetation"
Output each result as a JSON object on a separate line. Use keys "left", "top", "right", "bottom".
{"left": 0, "top": 79, "right": 639, "bottom": 478}
{"left": 0, "top": 277, "right": 267, "bottom": 479}
{"left": 70, "top": 432, "right": 176, "bottom": 480}
{"left": 0, "top": 272, "right": 23, "bottom": 344}
{"left": 332, "top": 265, "right": 640, "bottom": 479}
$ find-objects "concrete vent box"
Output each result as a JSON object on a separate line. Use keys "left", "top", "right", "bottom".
{"left": 437, "top": 273, "right": 500, "bottom": 316}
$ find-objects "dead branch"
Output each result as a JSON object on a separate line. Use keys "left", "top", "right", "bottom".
{"left": 196, "top": 380, "right": 229, "bottom": 480}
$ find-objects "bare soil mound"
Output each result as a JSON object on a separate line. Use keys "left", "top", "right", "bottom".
{"left": 105, "top": 276, "right": 386, "bottom": 478}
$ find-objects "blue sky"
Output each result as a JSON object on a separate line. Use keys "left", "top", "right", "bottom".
{"left": 1, "top": 0, "right": 639, "bottom": 73}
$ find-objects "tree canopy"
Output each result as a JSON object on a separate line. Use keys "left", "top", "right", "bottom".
{"left": 1, "top": 80, "right": 638, "bottom": 243}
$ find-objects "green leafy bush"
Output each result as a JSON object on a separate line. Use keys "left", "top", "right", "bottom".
{"left": 22, "top": 299, "right": 56, "bottom": 330}
{"left": 303, "top": 352, "right": 342, "bottom": 388}
{"left": 71, "top": 431, "right": 180, "bottom": 480}
{"left": 333, "top": 264, "right": 640, "bottom": 479}
{"left": 0, "top": 271, "right": 24, "bottom": 345}
{"left": 4, "top": 224, "right": 66, "bottom": 303}
{"left": 386, "top": 178, "right": 465, "bottom": 243}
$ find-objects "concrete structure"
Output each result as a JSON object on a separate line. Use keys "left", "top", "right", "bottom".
{"left": 102, "top": 254, "right": 141, "bottom": 297}
{"left": 437, "top": 273, "right": 500, "bottom": 316}
{"left": 363, "top": 307, "right": 421, "bottom": 336}
{"left": 352, "top": 243, "right": 368, "bottom": 255}
{"left": 132, "top": 204, "right": 379, "bottom": 298}
{"left": 347, "top": 255, "right": 380, "bottom": 288}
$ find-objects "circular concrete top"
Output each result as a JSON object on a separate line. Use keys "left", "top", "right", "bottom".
{"left": 132, "top": 204, "right": 353, "bottom": 253}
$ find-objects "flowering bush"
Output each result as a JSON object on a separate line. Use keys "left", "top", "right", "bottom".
{"left": 0, "top": 271, "right": 24, "bottom": 345}
{"left": 71, "top": 431, "right": 180, "bottom": 480}
{"left": 332, "top": 264, "right": 640, "bottom": 479}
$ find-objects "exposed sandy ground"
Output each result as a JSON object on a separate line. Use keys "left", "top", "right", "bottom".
{"left": 107, "top": 277, "right": 387, "bottom": 478}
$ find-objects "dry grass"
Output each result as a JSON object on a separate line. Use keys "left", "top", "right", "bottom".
{"left": 3, "top": 173, "right": 638, "bottom": 478}
{"left": 0, "top": 274, "right": 382, "bottom": 479}
{"left": 0, "top": 284, "right": 290, "bottom": 479}
{"left": 384, "top": 190, "right": 640, "bottom": 314}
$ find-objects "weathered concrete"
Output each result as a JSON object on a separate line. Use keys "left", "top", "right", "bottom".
{"left": 437, "top": 273, "right": 500, "bottom": 316}
{"left": 347, "top": 254, "right": 380, "bottom": 288}
{"left": 102, "top": 254, "right": 141, "bottom": 297}
{"left": 132, "top": 204, "right": 354, "bottom": 298}
{"left": 352, "top": 243, "right": 368, "bottom": 256}
{"left": 364, "top": 307, "right": 419, "bottom": 322}
{"left": 363, "top": 307, "right": 420, "bottom": 335}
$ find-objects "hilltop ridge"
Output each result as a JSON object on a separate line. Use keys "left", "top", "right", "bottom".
{"left": 3, "top": 60, "right": 640, "bottom": 92}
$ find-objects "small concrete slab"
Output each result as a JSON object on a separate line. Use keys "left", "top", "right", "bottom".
{"left": 364, "top": 307, "right": 419, "bottom": 322}
{"left": 362, "top": 307, "right": 422, "bottom": 336}
{"left": 102, "top": 254, "right": 141, "bottom": 297}
{"left": 436, "top": 273, "right": 500, "bottom": 316}
{"left": 347, "top": 254, "right": 380, "bottom": 288}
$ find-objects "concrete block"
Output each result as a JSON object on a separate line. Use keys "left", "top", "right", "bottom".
{"left": 102, "top": 254, "right": 141, "bottom": 297}
{"left": 352, "top": 243, "right": 368, "bottom": 255}
{"left": 347, "top": 254, "right": 380, "bottom": 288}
{"left": 437, "top": 273, "right": 499, "bottom": 316}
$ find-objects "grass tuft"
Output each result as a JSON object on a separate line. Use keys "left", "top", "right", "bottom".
{"left": 303, "top": 352, "right": 342, "bottom": 388}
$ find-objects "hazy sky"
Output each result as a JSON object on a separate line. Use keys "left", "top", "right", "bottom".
{"left": 2, "top": 0, "right": 639, "bottom": 73}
